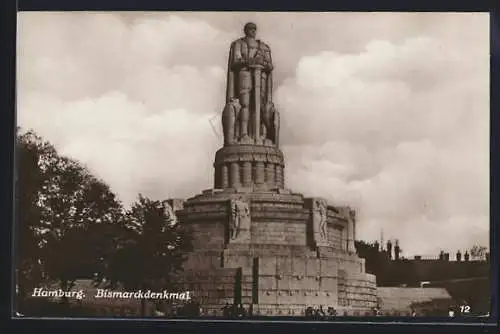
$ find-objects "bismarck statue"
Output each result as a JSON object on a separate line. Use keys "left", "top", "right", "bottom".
{"left": 173, "top": 22, "right": 378, "bottom": 317}
{"left": 222, "top": 22, "right": 280, "bottom": 146}
{"left": 216, "top": 22, "right": 285, "bottom": 189}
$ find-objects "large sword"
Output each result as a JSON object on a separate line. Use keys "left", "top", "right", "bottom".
{"left": 250, "top": 64, "right": 264, "bottom": 145}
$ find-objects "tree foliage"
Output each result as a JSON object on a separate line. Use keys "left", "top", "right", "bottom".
{"left": 469, "top": 245, "right": 488, "bottom": 261}
{"left": 16, "top": 129, "right": 194, "bottom": 317}
{"left": 16, "top": 129, "right": 125, "bottom": 298}
{"left": 98, "top": 195, "right": 193, "bottom": 292}
{"left": 93, "top": 195, "right": 193, "bottom": 315}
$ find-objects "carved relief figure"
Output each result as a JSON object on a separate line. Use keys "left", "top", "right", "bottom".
{"left": 226, "top": 22, "right": 277, "bottom": 144}
{"left": 222, "top": 97, "right": 241, "bottom": 145}
{"left": 312, "top": 198, "right": 328, "bottom": 245}
{"left": 317, "top": 200, "right": 328, "bottom": 240}
{"left": 230, "top": 198, "right": 250, "bottom": 240}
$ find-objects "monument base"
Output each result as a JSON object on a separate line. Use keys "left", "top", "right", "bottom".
{"left": 173, "top": 188, "right": 377, "bottom": 316}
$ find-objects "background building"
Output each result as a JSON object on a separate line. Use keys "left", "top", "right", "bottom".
{"left": 356, "top": 240, "right": 490, "bottom": 315}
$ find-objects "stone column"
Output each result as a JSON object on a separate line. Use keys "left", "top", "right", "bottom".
{"left": 343, "top": 227, "right": 348, "bottom": 252}
{"left": 352, "top": 218, "right": 356, "bottom": 245}
{"left": 230, "top": 162, "right": 240, "bottom": 188}
{"left": 347, "top": 212, "right": 356, "bottom": 253}
{"left": 346, "top": 220, "right": 352, "bottom": 252}
{"left": 252, "top": 162, "right": 257, "bottom": 186}
{"left": 221, "top": 164, "right": 229, "bottom": 188}
{"left": 255, "top": 161, "right": 265, "bottom": 185}
{"left": 265, "top": 163, "right": 275, "bottom": 187}
{"left": 214, "top": 167, "right": 220, "bottom": 189}
{"left": 242, "top": 161, "right": 252, "bottom": 187}
{"left": 275, "top": 165, "right": 284, "bottom": 188}
{"left": 281, "top": 166, "right": 285, "bottom": 187}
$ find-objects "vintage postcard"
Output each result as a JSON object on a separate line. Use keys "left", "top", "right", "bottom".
{"left": 14, "top": 12, "right": 490, "bottom": 319}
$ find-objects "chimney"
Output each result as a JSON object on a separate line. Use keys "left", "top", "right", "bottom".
{"left": 394, "top": 240, "right": 400, "bottom": 261}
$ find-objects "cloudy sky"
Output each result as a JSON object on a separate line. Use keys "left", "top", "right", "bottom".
{"left": 17, "top": 12, "right": 489, "bottom": 256}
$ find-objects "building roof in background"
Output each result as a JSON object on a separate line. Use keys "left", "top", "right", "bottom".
{"left": 377, "top": 287, "right": 452, "bottom": 311}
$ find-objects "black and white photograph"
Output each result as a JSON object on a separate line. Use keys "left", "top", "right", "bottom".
{"left": 14, "top": 11, "right": 491, "bottom": 319}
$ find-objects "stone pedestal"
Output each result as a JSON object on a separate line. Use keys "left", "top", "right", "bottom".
{"left": 213, "top": 145, "right": 285, "bottom": 190}
{"left": 173, "top": 186, "right": 378, "bottom": 316}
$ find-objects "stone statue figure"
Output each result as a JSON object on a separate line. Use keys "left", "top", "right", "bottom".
{"left": 312, "top": 198, "right": 328, "bottom": 245}
{"left": 317, "top": 200, "right": 328, "bottom": 240}
{"left": 262, "top": 101, "right": 280, "bottom": 146}
{"left": 222, "top": 97, "right": 241, "bottom": 145}
{"left": 163, "top": 201, "right": 178, "bottom": 225}
{"left": 230, "top": 198, "right": 250, "bottom": 240}
{"left": 226, "top": 22, "right": 278, "bottom": 145}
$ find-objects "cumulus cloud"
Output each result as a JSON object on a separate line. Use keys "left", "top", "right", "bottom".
{"left": 18, "top": 90, "right": 220, "bottom": 206}
{"left": 17, "top": 13, "right": 229, "bottom": 110}
{"left": 17, "top": 13, "right": 227, "bottom": 205}
{"left": 17, "top": 12, "right": 489, "bottom": 256}
{"left": 277, "top": 32, "right": 489, "bottom": 255}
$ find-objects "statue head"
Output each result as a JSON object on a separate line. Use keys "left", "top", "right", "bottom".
{"left": 243, "top": 22, "right": 257, "bottom": 38}
{"left": 349, "top": 208, "right": 356, "bottom": 220}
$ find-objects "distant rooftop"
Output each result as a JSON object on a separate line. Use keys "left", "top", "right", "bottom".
{"left": 377, "top": 287, "right": 452, "bottom": 311}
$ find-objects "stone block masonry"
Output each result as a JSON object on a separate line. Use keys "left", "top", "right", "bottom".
{"left": 172, "top": 187, "right": 377, "bottom": 315}
{"left": 213, "top": 145, "right": 285, "bottom": 190}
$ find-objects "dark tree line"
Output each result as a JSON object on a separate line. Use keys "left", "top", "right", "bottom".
{"left": 16, "top": 129, "right": 192, "bottom": 316}
{"left": 355, "top": 240, "right": 489, "bottom": 287}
